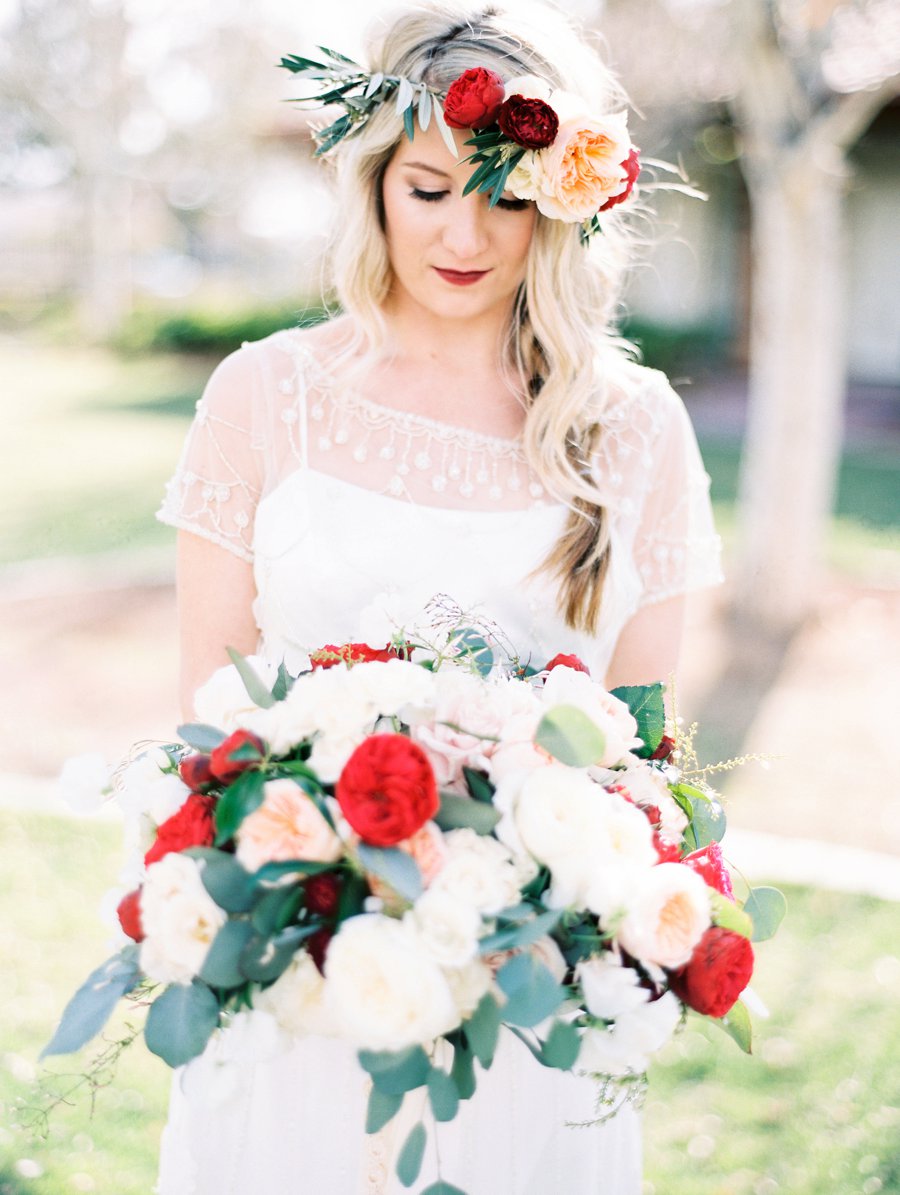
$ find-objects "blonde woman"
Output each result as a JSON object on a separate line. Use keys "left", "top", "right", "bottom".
{"left": 155, "top": 2, "right": 722, "bottom": 1191}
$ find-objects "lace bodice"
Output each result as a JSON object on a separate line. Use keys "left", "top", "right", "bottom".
{"left": 157, "top": 326, "right": 722, "bottom": 678}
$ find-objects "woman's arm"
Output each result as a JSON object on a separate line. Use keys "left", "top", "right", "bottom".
{"left": 175, "top": 530, "right": 260, "bottom": 720}
{"left": 604, "top": 594, "right": 686, "bottom": 692}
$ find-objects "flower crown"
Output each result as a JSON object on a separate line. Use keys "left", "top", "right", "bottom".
{"left": 280, "top": 49, "right": 640, "bottom": 245}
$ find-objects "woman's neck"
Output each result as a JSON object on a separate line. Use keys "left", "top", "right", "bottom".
{"left": 380, "top": 294, "right": 512, "bottom": 374}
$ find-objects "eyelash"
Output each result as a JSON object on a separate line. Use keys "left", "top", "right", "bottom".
{"left": 410, "top": 188, "right": 530, "bottom": 212}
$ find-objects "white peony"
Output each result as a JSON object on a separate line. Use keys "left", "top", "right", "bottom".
{"left": 254, "top": 952, "right": 340, "bottom": 1039}
{"left": 617, "top": 863, "right": 710, "bottom": 969}
{"left": 430, "top": 828, "right": 523, "bottom": 916}
{"left": 503, "top": 73, "right": 554, "bottom": 102}
{"left": 345, "top": 658, "right": 436, "bottom": 721}
{"left": 407, "top": 888, "right": 482, "bottom": 968}
{"left": 508, "top": 151, "right": 548, "bottom": 202}
{"left": 581, "top": 795, "right": 659, "bottom": 921}
{"left": 117, "top": 747, "right": 190, "bottom": 826}
{"left": 57, "top": 752, "right": 111, "bottom": 813}
{"left": 443, "top": 958, "right": 493, "bottom": 1020}
{"left": 139, "top": 854, "right": 227, "bottom": 985}
{"left": 541, "top": 668, "right": 643, "bottom": 765}
{"left": 577, "top": 953, "right": 653, "bottom": 1021}
{"left": 193, "top": 656, "right": 279, "bottom": 729}
{"left": 577, "top": 990, "right": 682, "bottom": 1076}
{"left": 324, "top": 914, "right": 460, "bottom": 1050}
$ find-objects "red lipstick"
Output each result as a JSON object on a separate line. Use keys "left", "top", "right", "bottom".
{"left": 434, "top": 268, "right": 490, "bottom": 286}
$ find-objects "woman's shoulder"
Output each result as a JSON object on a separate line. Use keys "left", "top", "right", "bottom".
{"left": 598, "top": 357, "right": 689, "bottom": 445}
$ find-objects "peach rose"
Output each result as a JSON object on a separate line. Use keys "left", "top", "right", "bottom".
{"left": 235, "top": 778, "right": 343, "bottom": 873}
{"left": 616, "top": 863, "right": 710, "bottom": 970}
{"left": 537, "top": 110, "right": 632, "bottom": 222}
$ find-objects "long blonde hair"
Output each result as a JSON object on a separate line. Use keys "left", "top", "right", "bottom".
{"left": 325, "top": 1, "right": 638, "bottom": 633}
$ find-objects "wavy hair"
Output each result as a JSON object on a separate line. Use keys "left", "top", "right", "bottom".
{"left": 324, "top": 0, "right": 638, "bottom": 634}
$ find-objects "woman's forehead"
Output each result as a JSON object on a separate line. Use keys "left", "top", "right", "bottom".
{"left": 389, "top": 119, "right": 466, "bottom": 173}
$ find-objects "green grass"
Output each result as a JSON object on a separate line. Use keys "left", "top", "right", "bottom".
{"left": 1, "top": 808, "right": 898, "bottom": 1194}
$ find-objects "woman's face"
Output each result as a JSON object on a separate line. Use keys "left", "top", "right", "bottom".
{"left": 380, "top": 119, "right": 537, "bottom": 328}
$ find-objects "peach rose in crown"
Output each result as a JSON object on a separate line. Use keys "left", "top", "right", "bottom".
{"left": 235, "top": 778, "right": 343, "bottom": 872}
{"left": 536, "top": 107, "right": 633, "bottom": 223}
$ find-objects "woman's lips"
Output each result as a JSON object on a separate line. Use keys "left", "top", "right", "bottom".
{"left": 434, "top": 268, "right": 490, "bottom": 286}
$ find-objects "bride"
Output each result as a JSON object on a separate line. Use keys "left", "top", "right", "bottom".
{"left": 154, "top": 2, "right": 722, "bottom": 1191}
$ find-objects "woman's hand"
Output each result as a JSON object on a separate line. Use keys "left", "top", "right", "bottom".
{"left": 604, "top": 594, "right": 685, "bottom": 693}
{"left": 175, "top": 530, "right": 260, "bottom": 720}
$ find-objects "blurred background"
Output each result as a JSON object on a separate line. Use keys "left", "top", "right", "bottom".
{"left": 1, "top": 0, "right": 898, "bottom": 1192}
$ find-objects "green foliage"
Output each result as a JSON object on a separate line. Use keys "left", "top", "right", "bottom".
{"left": 463, "top": 993, "right": 502, "bottom": 1069}
{"left": 610, "top": 683, "right": 666, "bottom": 757}
{"left": 435, "top": 791, "right": 500, "bottom": 835}
{"left": 495, "top": 954, "right": 566, "bottom": 1028}
{"left": 198, "top": 920, "right": 256, "bottom": 988}
{"left": 540, "top": 1019, "right": 582, "bottom": 1070}
{"left": 214, "top": 771, "right": 266, "bottom": 845}
{"left": 359, "top": 1045, "right": 431, "bottom": 1095}
{"left": 42, "top": 947, "right": 142, "bottom": 1059}
{"left": 534, "top": 704, "right": 607, "bottom": 767}
{"left": 191, "top": 849, "right": 257, "bottom": 913}
{"left": 744, "top": 885, "right": 788, "bottom": 942}
{"left": 226, "top": 647, "right": 276, "bottom": 709}
{"left": 478, "top": 907, "right": 562, "bottom": 954}
{"left": 143, "top": 981, "right": 220, "bottom": 1066}
{"left": 427, "top": 1066, "right": 460, "bottom": 1122}
{"left": 396, "top": 1121, "right": 427, "bottom": 1187}
{"left": 356, "top": 843, "right": 423, "bottom": 902}
{"left": 115, "top": 302, "right": 328, "bottom": 355}
{"left": 365, "top": 1085, "right": 404, "bottom": 1133}
{"left": 717, "top": 999, "right": 753, "bottom": 1054}
{"left": 176, "top": 722, "right": 227, "bottom": 752}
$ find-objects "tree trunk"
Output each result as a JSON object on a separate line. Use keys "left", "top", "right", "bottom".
{"left": 733, "top": 148, "right": 846, "bottom": 630}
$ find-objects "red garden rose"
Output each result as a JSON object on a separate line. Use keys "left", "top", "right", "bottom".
{"left": 544, "top": 652, "right": 590, "bottom": 675}
{"left": 497, "top": 94, "right": 559, "bottom": 149}
{"left": 335, "top": 734, "right": 438, "bottom": 847}
{"left": 144, "top": 793, "right": 217, "bottom": 866}
{"left": 311, "top": 642, "right": 403, "bottom": 670}
{"left": 443, "top": 67, "right": 506, "bottom": 129}
{"left": 684, "top": 841, "right": 735, "bottom": 900}
{"left": 669, "top": 926, "right": 754, "bottom": 1018}
{"left": 117, "top": 888, "right": 144, "bottom": 942}
{"left": 653, "top": 833, "right": 682, "bottom": 865}
{"left": 598, "top": 147, "right": 641, "bottom": 212}
{"left": 179, "top": 753, "right": 215, "bottom": 790}
{"left": 208, "top": 729, "right": 265, "bottom": 783}
{"left": 304, "top": 872, "right": 341, "bottom": 917}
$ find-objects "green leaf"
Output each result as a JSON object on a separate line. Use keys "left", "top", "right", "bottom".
{"left": 357, "top": 843, "right": 422, "bottom": 903}
{"left": 450, "top": 1037, "right": 476, "bottom": 1099}
{"left": 496, "top": 953, "right": 566, "bottom": 1028}
{"left": 534, "top": 705, "right": 606, "bottom": 767}
{"left": 610, "top": 684, "right": 666, "bottom": 757}
{"left": 448, "top": 628, "right": 494, "bottom": 677}
{"left": 365, "top": 1085, "right": 403, "bottom": 1133}
{"left": 144, "top": 981, "right": 220, "bottom": 1067}
{"left": 240, "top": 923, "right": 322, "bottom": 982}
{"left": 462, "top": 767, "right": 494, "bottom": 803}
{"left": 718, "top": 999, "right": 753, "bottom": 1053}
{"left": 427, "top": 1066, "right": 460, "bottom": 1122}
{"left": 199, "top": 920, "right": 256, "bottom": 989}
{"left": 403, "top": 101, "right": 416, "bottom": 143}
{"left": 253, "top": 859, "right": 335, "bottom": 882}
{"left": 688, "top": 797, "right": 727, "bottom": 850}
{"left": 215, "top": 771, "right": 266, "bottom": 845}
{"left": 540, "top": 1019, "right": 581, "bottom": 1069}
{"left": 359, "top": 1045, "right": 431, "bottom": 1095}
{"left": 420, "top": 1184, "right": 468, "bottom": 1195}
{"left": 251, "top": 884, "right": 304, "bottom": 935}
{"left": 271, "top": 661, "right": 294, "bottom": 702}
{"left": 478, "top": 908, "right": 562, "bottom": 954}
{"left": 464, "top": 992, "right": 501, "bottom": 1068}
{"left": 431, "top": 98, "right": 459, "bottom": 159}
{"left": 396, "top": 1121, "right": 426, "bottom": 1187}
{"left": 418, "top": 88, "right": 432, "bottom": 131}
{"left": 710, "top": 891, "right": 753, "bottom": 939}
{"left": 435, "top": 792, "right": 500, "bottom": 835}
{"left": 226, "top": 647, "right": 276, "bottom": 709}
{"left": 42, "top": 946, "right": 141, "bottom": 1058}
{"left": 743, "top": 886, "right": 787, "bottom": 942}
{"left": 177, "top": 722, "right": 226, "bottom": 752}
{"left": 317, "top": 44, "right": 364, "bottom": 68}
{"left": 189, "top": 849, "right": 258, "bottom": 913}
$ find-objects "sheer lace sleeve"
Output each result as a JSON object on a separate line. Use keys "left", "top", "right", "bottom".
{"left": 156, "top": 344, "right": 266, "bottom": 562}
{"left": 631, "top": 372, "right": 723, "bottom": 606}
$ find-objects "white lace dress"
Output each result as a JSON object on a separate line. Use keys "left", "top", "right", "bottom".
{"left": 154, "top": 327, "right": 722, "bottom": 1195}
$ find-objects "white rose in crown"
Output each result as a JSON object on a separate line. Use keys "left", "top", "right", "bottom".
{"left": 324, "top": 914, "right": 461, "bottom": 1050}
{"left": 139, "top": 854, "right": 227, "bottom": 985}
{"left": 577, "top": 990, "right": 682, "bottom": 1077}
{"left": 617, "top": 863, "right": 711, "bottom": 969}
{"left": 117, "top": 747, "right": 190, "bottom": 826}
{"left": 193, "top": 656, "right": 279, "bottom": 729}
{"left": 541, "top": 667, "right": 643, "bottom": 765}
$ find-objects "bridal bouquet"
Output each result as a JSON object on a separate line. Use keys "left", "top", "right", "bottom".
{"left": 47, "top": 623, "right": 784, "bottom": 1194}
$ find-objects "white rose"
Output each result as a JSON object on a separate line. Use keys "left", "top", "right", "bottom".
{"left": 508, "top": 151, "right": 548, "bottom": 202}
{"left": 613, "top": 766, "right": 688, "bottom": 848}
{"left": 443, "top": 958, "right": 493, "bottom": 1020}
{"left": 582, "top": 795, "right": 658, "bottom": 920}
{"left": 117, "top": 747, "right": 190, "bottom": 826}
{"left": 541, "top": 669, "right": 642, "bottom": 765}
{"left": 407, "top": 888, "right": 482, "bottom": 968}
{"left": 504, "top": 74, "right": 554, "bottom": 102}
{"left": 193, "top": 656, "right": 279, "bottom": 729}
{"left": 345, "top": 658, "right": 436, "bottom": 720}
{"left": 254, "top": 952, "right": 340, "bottom": 1039}
{"left": 57, "top": 752, "right": 111, "bottom": 813}
{"left": 577, "top": 954, "right": 652, "bottom": 1020}
{"left": 617, "top": 863, "right": 710, "bottom": 969}
{"left": 577, "top": 990, "right": 681, "bottom": 1076}
{"left": 515, "top": 765, "right": 599, "bottom": 873}
{"left": 430, "top": 829, "right": 522, "bottom": 916}
{"left": 324, "top": 914, "right": 461, "bottom": 1050}
{"left": 139, "top": 854, "right": 227, "bottom": 985}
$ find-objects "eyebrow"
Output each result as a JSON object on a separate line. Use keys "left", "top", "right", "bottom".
{"left": 399, "top": 161, "right": 452, "bottom": 178}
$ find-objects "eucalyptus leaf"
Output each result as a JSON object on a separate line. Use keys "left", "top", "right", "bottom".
{"left": 357, "top": 843, "right": 422, "bottom": 903}
{"left": 271, "top": 661, "right": 294, "bottom": 702}
{"left": 535, "top": 705, "right": 607, "bottom": 768}
{"left": 450, "top": 1037, "right": 476, "bottom": 1099}
{"left": 359, "top": 1045, "right": 431, "bottom": 1094}
{"left": 199, "top": 920, "right": 256, "bottom": 989}
{"left": 610, "top": 683, "right": 665, "bottom": 757}
{"left": 215, "top": 771, "right": 266, "bottom": 845}
{"left": 177, "top": 722, "right": 226, "bottom": 753}
{"left": 254, "top": 858, "right": 334, "bottom": 882}
{"left": 462, "top": 766, "right": 494, "bottom": 804}
{"left": 226, "top": 647, "right": 276, "bottom": 709}
{"left": 364, "top": 71, "right": 385, "bottom": 99}
{"left": 251, "top": 885, "right": 304, "bottom": 936}
{"left": 144, "top": 981, "right": 220, "bottom": 1067}
{"left": 478, "top": 908, "right": 562, "bottom": 954}
{"left": 435, "top": 792, "right": 500, "bottom": 836}
{"left": 396, "top": 1121, "right": 426, "bottom": 1187}
{"left": 743, "top": 886, "right": 787, "bottom": 942}
{"left": 191, "top": 849, "right": 258, "bottom": 913}
{"left": 463, "top": 992, "right": 501, "bottom": 1068}
{"left": 42, "top": 946, "right": 141, "bottom": 1058}
{"left": 496, "top": 953, "right": 566, "bottom": 1028}
{"left": 366, "top": 1085, "right": 403, "bottom": 1133}
{"left": 396, "top": 75, "right": 414, "bottom": 114}
{"left": 238, "top": 931, "right": 303, "bottom": 984}
{"left": 710, "top": 891, "right": 753, "bottom": 939}
{"left": 403, "top": 103, "right": 416, "bottom": 143}
{"left": 540, "top": 1019, "right": 581, "bottom": 1070}
{"left": 687, "top": 796, "right": 727, "bottom": 850}
{"left": 420, "top": 1184, "right": 468, "bottom": 1194}
{"left": 427, "top": 1066, "right": 460, "bottom": 1122}
{"left": 418, "top": 88, "right": 432, "bottom": 131}
{"left": 719, "top": 999, "right": 753, "bottom": 1053}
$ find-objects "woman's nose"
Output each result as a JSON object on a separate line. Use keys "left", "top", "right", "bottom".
{"left": 441, "top": 194, "right": 490, "bottom": 260}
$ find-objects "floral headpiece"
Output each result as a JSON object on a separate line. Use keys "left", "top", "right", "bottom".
{"left": 280, "top": 49, "right": 640, "bottom": 244}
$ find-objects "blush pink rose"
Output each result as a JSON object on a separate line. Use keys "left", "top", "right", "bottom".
{"left": 617, "top": 863, "right": 711, "bottom": 969}
{"left": 537, "top": 109, "right": 633, "bottom": 222}
{"left": 235, "top": 778, "right": 343, "bottom": 872}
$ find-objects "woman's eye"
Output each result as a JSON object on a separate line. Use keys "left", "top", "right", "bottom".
{"left": 411, "top": 188, "right": 448, "bottom": 202}
{"left": 496, "top": 196, "right": 530, "bottom": 211}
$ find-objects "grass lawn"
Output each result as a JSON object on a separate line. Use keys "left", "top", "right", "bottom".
{"left": 1, "top": 807, "right": 898, "bottom": 1194}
